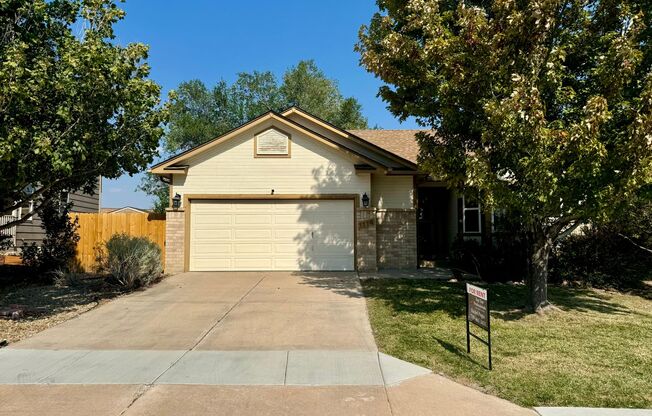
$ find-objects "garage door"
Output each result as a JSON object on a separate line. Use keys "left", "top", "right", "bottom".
{"left": 189, "top": 199, "right": 355, "bottom": 271}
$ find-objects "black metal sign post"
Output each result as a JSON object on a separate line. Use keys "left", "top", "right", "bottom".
{"left": 466, "top": 283, "right": 492, "bottom": 370}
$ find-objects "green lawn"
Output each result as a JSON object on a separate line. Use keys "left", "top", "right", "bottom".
{"left": 362, "top": 279, "right": 652, "bottom": 408}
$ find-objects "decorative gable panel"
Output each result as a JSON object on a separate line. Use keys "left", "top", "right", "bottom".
{"left": 254, "top": 128, "right": 290, "bottom": 157}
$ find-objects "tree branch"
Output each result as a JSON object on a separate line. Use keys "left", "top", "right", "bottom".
{"left": 618, "top": 233, "right": 652, "bottom": 255}
{"left": 557, "top": 221, "right": 583, "bottom": 239}
{"left": 547, "top": 214, "right": 582, "bottom": 240}
{"left": 1, "top": 174, "right": 73, "bottom": 217}
{"left": 1, "top": 128, "right": 146, "bottom": 228}
{"left": 0, "top": 196, "right": 52, "bottom": 230}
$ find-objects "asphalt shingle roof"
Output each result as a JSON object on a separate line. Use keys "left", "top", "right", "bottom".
{"left": 348, "top": 129, "right": 430, "bottom": 165}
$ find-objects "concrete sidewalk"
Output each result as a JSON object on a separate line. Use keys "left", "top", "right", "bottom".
{"left": 0, "top": 373, "right": 535, "bottom": 416}
{"left": 0, "top": 349, "right": 431, "bottom": 386}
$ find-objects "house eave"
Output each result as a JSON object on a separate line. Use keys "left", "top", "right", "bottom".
{"left": 281, "top": 106, "right": 419, "bottom": 171}
{"left": 149, "top": 111, "right": 395, "bottom": 174}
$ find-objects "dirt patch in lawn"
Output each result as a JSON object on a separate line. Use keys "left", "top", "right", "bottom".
{"left": 0, "top": 277, "right": 125, "bottom": 345}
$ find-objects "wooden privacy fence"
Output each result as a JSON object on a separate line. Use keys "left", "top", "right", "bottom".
{"left": 73, "top": 212, "right": 166, "bottom": 272}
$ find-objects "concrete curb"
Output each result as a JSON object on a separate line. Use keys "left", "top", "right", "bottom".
{"left": 535, "top": 407, "right": 652, "bottom": 416}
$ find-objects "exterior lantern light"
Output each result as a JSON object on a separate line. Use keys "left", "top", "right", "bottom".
{"left": 172, "top": 193, "right": 182, "bottom": 210}
{"left": 361, "top": 192, "right": 370, "bottom": 208}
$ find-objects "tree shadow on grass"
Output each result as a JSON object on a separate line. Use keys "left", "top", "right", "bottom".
{"left": 623, "top": 281, "right": 652, "bottom": 301}
{"left": 361, "top": 279, "right": 639, "bottom": 321}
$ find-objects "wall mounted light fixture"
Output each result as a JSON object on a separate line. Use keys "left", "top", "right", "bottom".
{"left": 362, "top": 192, "right": 370, "bottom": 208}
{"left": 172, "top": 193, "right": 181, "bottom": 210}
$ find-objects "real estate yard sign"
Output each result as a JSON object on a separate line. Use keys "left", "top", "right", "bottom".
{"left": 466, "top": 283, "right": 492, "bottom": 370}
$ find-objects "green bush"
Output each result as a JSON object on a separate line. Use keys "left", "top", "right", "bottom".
{"left": 52, "top": 269, "right": 85, "bottom": 287}
{"left": 450, "top": 235, "right": 528, "bottom": 282}
{"left": 21, "top": 199, "right": 80, "bottom": 279}
{"left": 103, "top": 234, "right": 162, "bottom": 289}
{"left": 550, "top": 197, "right": 652, "bottom": 289}
{"left": 549, "top": 226, "right": 652, "bottom": 289}
{"left": 0, "top": 235, "right": 12, "bottom": 252}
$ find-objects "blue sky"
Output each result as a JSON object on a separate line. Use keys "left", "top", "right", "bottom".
{"left": 102, "top": 0, "right": 419, "bottom": 209}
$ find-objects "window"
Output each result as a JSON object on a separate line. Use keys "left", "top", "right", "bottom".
{"left": 15, "top": 185, "right": 36, "bottom": 222}
{"left": 463, "top": 196, "right": 481, "bottom": 233}
{"left": 17, "top": 201, "right": 34, "bottom": 222}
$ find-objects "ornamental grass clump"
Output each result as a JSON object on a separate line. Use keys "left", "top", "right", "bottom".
{"left": 104, "top": 234, "right": 162, "bottom": 289}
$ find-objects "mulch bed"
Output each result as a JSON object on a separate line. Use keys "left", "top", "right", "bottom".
{"left": 0, "top": 276, "right": 125, "bottom": 346}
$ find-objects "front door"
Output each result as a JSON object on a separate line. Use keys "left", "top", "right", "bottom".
{"left": 417, "top": 187, "right": 451, "bottom": 261}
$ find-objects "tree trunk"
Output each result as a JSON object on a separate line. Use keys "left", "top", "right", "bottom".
{"left": 525, "top": 229, "right": 553, "bottom": 312}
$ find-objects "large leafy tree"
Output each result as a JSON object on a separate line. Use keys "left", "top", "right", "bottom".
{"left": 280, "top": 60, "right": 368, "bottom": 129}
{"left": 357, "top": 0, "right": 652, "bottom": 311}
{"left": 142, "top": 60, "right": 368, "bottom": 211}
{"left": 0, "top": 0, "right": 166, "bottom": 230}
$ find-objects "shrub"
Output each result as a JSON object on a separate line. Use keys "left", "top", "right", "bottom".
{"left": 549, "top": 197, "right": 652, "bottom": 289}
{"left": 450, "top": 234, "right": 528, "bottom": 282}
{"left": 103, "top": 234, "right": 162, "bottom": 289}
{"left": 21, "top": 199, "right": 80, "bottom": 279}
{"left": 52, "top": 269, "right": 85, "bottom": 287}
{"left": 549, "top": 226, "right": 652, "bottom": 289}
{"left": 0, "top": 235, "right": 12, "bottom": 252}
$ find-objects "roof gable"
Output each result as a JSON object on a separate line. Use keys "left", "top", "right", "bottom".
{"left": 150, "top": 108, "right": 422, "bottom": 175}
{"left": 150, "top": 111, "right": 384, "bottom": 174}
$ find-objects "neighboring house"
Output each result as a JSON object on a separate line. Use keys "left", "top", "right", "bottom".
{"left": 151, "top": 107, "right": 496, "bottom": 273}
{"left": 6, "top": 179, "right": 101, "bottom": 250}
{"left": 100, "top": 206, "right": 150, "bottom": 214}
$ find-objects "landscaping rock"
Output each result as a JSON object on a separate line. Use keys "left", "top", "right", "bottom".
{"left": 1, "top": 306, "right": 25, "bottom": 320}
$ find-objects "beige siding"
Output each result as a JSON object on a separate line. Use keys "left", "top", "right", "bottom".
{"left": 371, "top": 175, "right": 414, "bottom": 209}
{"left": 173, "top": 120, "right": 370, "bottom": 205}
{"left": 285, "top": 112, "right": 406, "bottom": 169}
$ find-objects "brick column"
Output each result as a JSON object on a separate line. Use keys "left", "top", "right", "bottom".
{"left": 376, "top": 209, "right": 417, "bottom": 270}
{"left": 356, "top": 208, "right": 377, "bottom": 271}
{"left": 165, "top": 209, "right": 185, "bottom": 274}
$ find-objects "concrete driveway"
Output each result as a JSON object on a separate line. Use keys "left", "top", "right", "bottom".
{"left": 11, "top": 271, "right": 376, "bottom": 351}
{"left": 0, "top": 272, "right": 533, "bottom": 416}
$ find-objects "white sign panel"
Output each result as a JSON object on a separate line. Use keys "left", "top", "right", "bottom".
{"left": 466, "top": 283, "right": 487, "bottom": 300}
{"left": 256, "top": 129, "right": 289, "bottom": 156}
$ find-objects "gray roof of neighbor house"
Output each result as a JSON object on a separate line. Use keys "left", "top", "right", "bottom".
{"left": 100, "top": 206, "right": 150, "bottom": 214}
{"left": 348, "top": 129, "right": 429, "bottom": 165}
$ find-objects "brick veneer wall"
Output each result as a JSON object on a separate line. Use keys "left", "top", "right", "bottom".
{"left": 355, "top": 208, "right": 417, "bottom": 271}
{"left": 356, "top": 208, "right": 377, "bottom": 271}
{"left": 165, "top": 209, "right": 185, "bottom": 274}
{"left": 376, "top": 209, "right": 417, "bottom": 270}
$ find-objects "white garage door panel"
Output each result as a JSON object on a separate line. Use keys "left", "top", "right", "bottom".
{"left": 235, "top": 229, "right": 272, "bottom": 239}
{"left": 189, "top": 200, "right": 354, "bottom": 271}
{"left": 193, "top": 244, "right": 231, "bottom": 255}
